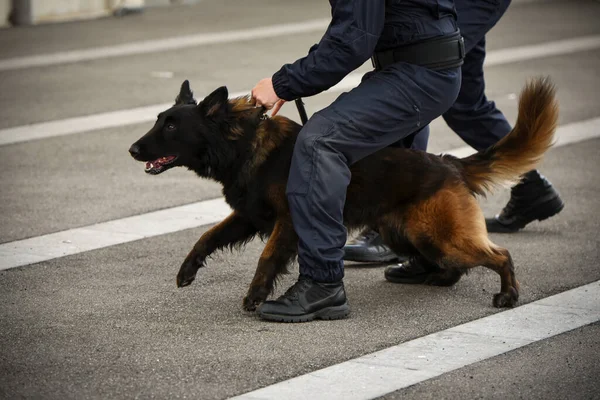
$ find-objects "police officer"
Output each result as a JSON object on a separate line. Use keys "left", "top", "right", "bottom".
{"left": 344, "top": 0, "right": 564, "bottom": 286}
{"left": 252, "top": 0, "right": 464, "bottom": 322}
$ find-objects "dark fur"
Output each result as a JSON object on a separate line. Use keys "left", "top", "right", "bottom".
{"left": 130, "top": 78, "right": 558, "bottom": 311}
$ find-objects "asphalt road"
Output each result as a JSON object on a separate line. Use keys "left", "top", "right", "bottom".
{"left": 0, "top": 0, "right": 599, "bottom": 399}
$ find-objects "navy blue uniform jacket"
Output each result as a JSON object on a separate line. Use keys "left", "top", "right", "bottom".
{"left": 272, "top": 0, "right": 458, "bottom": 101}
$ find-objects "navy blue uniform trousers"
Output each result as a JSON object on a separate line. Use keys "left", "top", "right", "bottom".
{"left": 412, "top": 0, "right": 513, "bottom": 152}
{"left": 287, "top": 65, "right": 461, "bottom": 282}
{"left": 279, "top": 0, "right": 463, "bottom": 282}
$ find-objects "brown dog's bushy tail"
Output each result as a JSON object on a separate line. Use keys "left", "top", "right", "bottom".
{"left": 458, "top": 77, "right": 559, "bottom": 196}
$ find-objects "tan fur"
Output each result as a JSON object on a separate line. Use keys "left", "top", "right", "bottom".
{"left": 247, "top": 117, "right": 295, "bottom": 174}
{"left": 227, "top": 96, "right": 262, "bottom": 139}
{"left": 267, "top": 183, "right": 289, "bottom": 214}
{"left": 459, "top": 77, "right": 559, "bottom": 195}
{"left": 230, "top": 95, "right": 256, "bottom": 113}
{"left": 400, "top": 184, "right": 518, "bottom": 305}
{"left": 189, "top": 211, "right": 240, "bottom": 255}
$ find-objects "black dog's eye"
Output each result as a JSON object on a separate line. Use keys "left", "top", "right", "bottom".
{"left": 165, "top": 123, "right": 176, "bottom": 131}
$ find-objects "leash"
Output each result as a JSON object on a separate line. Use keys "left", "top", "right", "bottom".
{"left": 294, "top": 98, "right": 309, "bottom": 125}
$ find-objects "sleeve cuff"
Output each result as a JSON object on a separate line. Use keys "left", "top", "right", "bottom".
{"left": 272, "top": 67, "right": 296, "bottom": 101}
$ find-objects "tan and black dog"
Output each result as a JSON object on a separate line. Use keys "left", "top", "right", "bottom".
{"left": 129, "top": 78, "right": 558, "bottom": 312}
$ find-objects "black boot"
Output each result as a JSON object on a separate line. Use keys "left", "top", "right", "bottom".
{"left": 257, "top": 276, "right": 350, "bottom": 323}
{"left": 384, "top": 257, "right": 464, "bottom": 286}
{"left": 343, "top": 229, "right": 402, "bottom": 263}
{"left": 486, "top": 170, "right": 564, "bottom": 233}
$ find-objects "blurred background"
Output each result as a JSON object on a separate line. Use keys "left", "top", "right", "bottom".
{"left": 4, "top": 1, "right": 186, "bottom": 26}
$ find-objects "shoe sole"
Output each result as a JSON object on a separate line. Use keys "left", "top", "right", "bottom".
{"left": 536, "top": 198, "right": 565, "bottom": 222}
{"left": 343, "top": 250, "right": 403, "bottom": 263}
{"left": 258, "top": 304, "right": 350, "bottom": 323}
{"left": 384, "top": 274, "right": 429, "bottom": 285}
{"left": 487, "top": 196, "right": 565, "bottom": 233}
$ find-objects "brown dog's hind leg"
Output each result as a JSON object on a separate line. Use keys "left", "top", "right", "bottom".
{"left": 436, "top": 242, "right": 519, "bottom": 307}
{"left": 436, "top": 246, "right": 519, "bottom": 307}
{"left": 482, "top": 246, "right": 520, "bottom": 307}
{"left": 243, "top": 217, "right": 298, "bottom": 312}
{"left": 177, "top": 211, "right": 257, "bottom": 288}
{"left": 400, "top": 187, "right": 519, "bottom": 307}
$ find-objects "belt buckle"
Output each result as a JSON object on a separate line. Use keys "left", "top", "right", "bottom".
{"left": 458, "top": 36, "right": 465, "bottom": 59}
{"left": 371, "top": 55, "right": 380, "bottom": 70}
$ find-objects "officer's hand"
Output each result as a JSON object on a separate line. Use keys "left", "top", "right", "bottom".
{"left": 251, "top": 78, "right": 281, "bottom": 111}
{"left": 271, "top": 100, "right": 286, "bottom": 117}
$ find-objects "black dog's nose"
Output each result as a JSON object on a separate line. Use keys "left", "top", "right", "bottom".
{"left": 129, "top": 144, "right": 141, "bottom": 158}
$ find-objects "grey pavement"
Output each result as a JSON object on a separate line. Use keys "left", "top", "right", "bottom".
{"left": 381, "top": 322, "right": 600, "bottom": 400}
{"left": 1, "top": 0, "right": 600, "bottom": 399}
{"left": 0, "top": 0, "right": 330, "bottom": 60}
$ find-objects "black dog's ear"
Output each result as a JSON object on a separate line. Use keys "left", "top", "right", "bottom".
{"left": 199, "top": 86, "right": 229, "bottom": 117}
{"left": 175, "top": 80, "right": 196, "bottom": 105}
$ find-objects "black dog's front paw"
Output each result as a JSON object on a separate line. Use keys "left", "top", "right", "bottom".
{"left": 242, "top": 296, "right": 260, "bottom": 312}
{"left": 176, "top": 259, "right": 201, "bottom": 288}
{"left": 243, "top": 285, "right": 270, "bottom": 312}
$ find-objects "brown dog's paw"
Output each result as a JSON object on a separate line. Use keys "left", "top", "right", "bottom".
{"left": 493, "top": 287, "right": 519, "bottom": 308}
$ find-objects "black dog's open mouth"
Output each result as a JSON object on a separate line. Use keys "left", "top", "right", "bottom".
{"left": 145, "top": 156, "right": 178, "bottom": 175}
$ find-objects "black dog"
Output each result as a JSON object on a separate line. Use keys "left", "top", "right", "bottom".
{"left": 129, "top": 78, "right": 558, "bottom": 312}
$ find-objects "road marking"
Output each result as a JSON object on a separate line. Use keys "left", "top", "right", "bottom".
{"left": 0, "top": 198, "right": 232, "bottom": 271}
{"left": 484, "top": 35, "right": 600, "bottom": 66}
{"left": 230, "top": 280, "right": 600, "bottom": 400}
{"left": 0, "top": 18, "right": 330, "bottom": 72}
{"left": 1, "top": 35, "right": 600, "bottom": 147}
{"left": 0, "top": 92, "right": 245, "bottom": 146}
{"left": 0, "top": 117, "right": 598, "bottom": 272}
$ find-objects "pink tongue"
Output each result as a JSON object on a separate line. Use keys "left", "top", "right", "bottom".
{"left": 145, "top": 157, "right": 175, "bottom": 170}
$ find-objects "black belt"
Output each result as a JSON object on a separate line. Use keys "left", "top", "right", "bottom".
{"left": 371, "top": 31, "right": 465, "bottom": 71}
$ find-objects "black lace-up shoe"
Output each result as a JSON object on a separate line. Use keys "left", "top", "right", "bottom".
{"left": 343, "top": 229, "right": 402, "bottom": 263}
{"left": 258, "top": 276, "right": 350, "bottom": 323}
{"left": 486, "top": 170, "right": 564, "bottom": 233}
{"left": 384, "top": 257, "right": 464, "bottom": 286}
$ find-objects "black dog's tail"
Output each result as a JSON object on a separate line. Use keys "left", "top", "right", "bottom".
{"left": 457, "top": 77, "right": 559, "bottom": 196}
